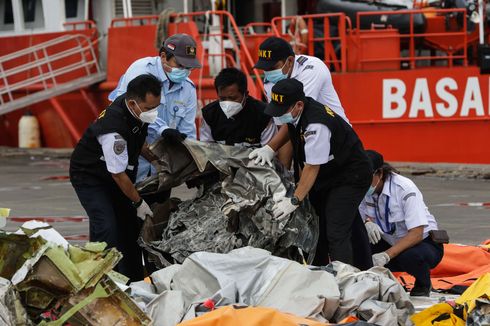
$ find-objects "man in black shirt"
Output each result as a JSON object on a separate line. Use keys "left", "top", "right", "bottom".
{"left": 250, "top": 79, "right": 372, "bottom": 268}
{"left": 200, "top": 68, "right": 276, "bottom": 147}
{"left": 70, "top": 74, "right": 161, "bottom": 281}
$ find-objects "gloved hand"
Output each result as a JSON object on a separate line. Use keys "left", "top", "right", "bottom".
{"left": 272, "top": 197, "right": 299, "bottom": 220}
{"left": 161, "top": 128, "right": 187, "bottom": 143}
{"left": 136, "top": 199, "right": 153, "bottom": 221}
{"left": 248, "top": 145, "right": 275, "bottom": 167}
{"left": 372, "top": 252, "right": 390, "bottom": 267}
{"left": 365, "top": 221, "right": 383, "bottom": 244}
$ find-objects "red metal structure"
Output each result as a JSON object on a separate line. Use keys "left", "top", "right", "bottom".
{"left": 0, "top": 22, "right": 104, "bottom": 147}
{"left": 0, "top": 7, "right": 489, "bottom": 164}
{"left": 271, "top": 13, "right": 348, "bottom": 72}
{"left": 269, "top": 9, "right": 489, "bottom": 163}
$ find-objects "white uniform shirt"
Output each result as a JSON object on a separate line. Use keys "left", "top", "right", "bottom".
{"left": 200, "top": 119, "right": 277, "bottom": 147}
{"left": 303, "top": 123, "right": 332, "bottom": 165}
{"left": 264, "top": 54, "right": 350, "bottom": 124}
{"left": 359, "top": 173, "right": 439, "bottom": 246}
{"left": 97, "top": 132, "right": 129, "bottom": 174}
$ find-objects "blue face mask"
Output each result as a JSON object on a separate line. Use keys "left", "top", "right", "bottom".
{"left": 365, "top": 185, "right": 376, "bottom": 197}
{"left": 264, "top": 61, "right": 288, "bottom": 84}
{"left": 273, "top": 104, "right": 300, "bottom": 125}
{"left": 167, "top": 67, "right": 191, "bottom": 83}
{"left": 366, "top": 175, "right": 381, "bottom": 197}
{"left": 274, "top": 112, "right": 295, "bottom": 125}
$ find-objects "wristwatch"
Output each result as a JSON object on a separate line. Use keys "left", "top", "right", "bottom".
{"left": 132, "top": 198, "right": 143, "bottom": 208}
{"left": 291, "top": 196, "right": 301, "bottom": 206}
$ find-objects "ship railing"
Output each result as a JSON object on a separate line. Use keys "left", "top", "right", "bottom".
{"left": 168, "top": 10, "right": 266, "bottom": 99}
{"left": 271, "top": 13, "right": 348, "bottom": 73}
{"left": 355, "top": 8, "right": 468, "bottom": 69}
{"left": 412, "top": 0, "right": 430, "bottom": 8}
{"left": 242, "top": 22, "right": 274, "bottom": 35}
{"left": 111, "top": 15, "right": 160, "bottom": 27}
{"left": 0, "top": 33, "right": 104, "bottom": 115}
{"left": 107, "top": 11, "right": 265, "bottom": 99}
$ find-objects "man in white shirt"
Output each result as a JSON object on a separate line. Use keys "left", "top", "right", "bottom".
{"left": 254, "top": 36, "right": 349, "bottom": 124}
{"left": 253, "top": 38, "right": 372, "bottom": 269}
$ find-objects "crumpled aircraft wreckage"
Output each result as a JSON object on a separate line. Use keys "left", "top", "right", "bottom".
{"left": 0, "top": 221, "right": 150, "bottom": 325}
{"left": 137, "top": 138, "right": 319, "bottom": 268}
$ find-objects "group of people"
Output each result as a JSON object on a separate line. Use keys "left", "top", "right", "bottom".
{"left": 70, "top": 33, "right": 447, "bottom": 297}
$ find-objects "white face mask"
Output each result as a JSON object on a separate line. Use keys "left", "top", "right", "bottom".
{"left": 133, "top": 100, "right": 158, "bottom": 124}
{"left": 219, "top": 97, "right": 245, "bottom": 119}
{"left": 139, "top": 107, "right": 158, "bottom": 124}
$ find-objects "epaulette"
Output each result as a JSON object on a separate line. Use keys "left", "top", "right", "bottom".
{"left": 296, "top": 56, "right": 308, "bottom": 65}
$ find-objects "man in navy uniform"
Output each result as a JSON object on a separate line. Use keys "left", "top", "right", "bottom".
{"left": 70, "top": 74, "right": 161, "bottom": 281}
{"left": 250, "top": 79, "right": 372, "bottom": 267}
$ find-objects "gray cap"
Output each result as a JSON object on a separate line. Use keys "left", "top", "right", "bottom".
{"left": 163, "top": 33, "right": 202, "bottom": 69}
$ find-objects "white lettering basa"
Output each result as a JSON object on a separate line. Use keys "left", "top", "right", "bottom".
{"left": 435, "top": 77, "right": 458, "bottom": 117}
{"left": 383, "top": 79, "right": 406, "bottom": 118}
{"left": 382, "top": 76, "right": 487, "bottom": 119}
{"left": 409, "top": 78, "right": 433, "bottom": 118}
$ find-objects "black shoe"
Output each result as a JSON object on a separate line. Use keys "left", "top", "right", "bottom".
{"left": 410, "top": 285, "right": 431, "bottom": 297}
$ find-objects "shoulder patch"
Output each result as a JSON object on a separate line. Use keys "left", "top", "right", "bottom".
{"left": 303, "top": 64, "right": 314, "bottom": 71}
{"left": 296, "top": 56, "right": 308, "bottom": 65}
{"left": 113, "top": 139, "right": 127, "bottom": 155}
{"left": 324, "top": 106, "right": 335, "bottom": 117}
{"left": 403, "top": 192, "right": 416, "bottom": 201}
{"left": 304, "top": 130, "right": 317, "bottom": 138}
{"left": 98, "top": 109, "right": 106, "bottom": 119}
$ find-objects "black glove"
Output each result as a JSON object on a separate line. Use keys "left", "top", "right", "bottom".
{"left": 161, "top": 128, "right": 187, "bottom": 142}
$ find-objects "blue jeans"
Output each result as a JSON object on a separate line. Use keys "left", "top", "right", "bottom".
{"left": 372, "top": 237, "right": 444, "bottom": 288}
{"left": 72, "top": 181, "right": 144, "bottom": 282}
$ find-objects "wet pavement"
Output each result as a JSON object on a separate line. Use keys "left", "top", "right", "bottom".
{"left": 0, "top": 148, "right": 488, "bottom": 245}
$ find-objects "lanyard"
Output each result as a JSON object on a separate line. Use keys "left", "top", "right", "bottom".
{"left": 170, "top": 106, "right": 179, "bottom": 128}
{"left": 374, "top": 176, "right": 395, "bottom": 234}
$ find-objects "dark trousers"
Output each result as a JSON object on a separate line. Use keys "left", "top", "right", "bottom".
{"left": 351, "top": 211, "right": 373, "bottom": 270}
{"left": 310, "top": 181, "right": 372, "bottom": 268}
{"left": 72, "top": 182, "right": 144, "bottom": 282}
{"left": 372, "top": 237, "right": 444, "bottom": 288}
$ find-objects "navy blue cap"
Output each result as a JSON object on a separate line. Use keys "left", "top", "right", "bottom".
{"left": 253, "top": 37, "right": 294, "bottom": 70}
{"left": 265, "top": 79, "right": 305, "bottom": 117}
{"left": 163, "top": 33, "right": 201, "bottom": 68}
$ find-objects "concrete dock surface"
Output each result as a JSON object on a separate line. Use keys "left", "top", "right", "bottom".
{"left": 0, "top": 147, "right": 488, "bottom": 245}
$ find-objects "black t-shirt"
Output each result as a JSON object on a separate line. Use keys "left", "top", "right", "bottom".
{"left": 201, "top": 96, "right": 272, "bottom": 147}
